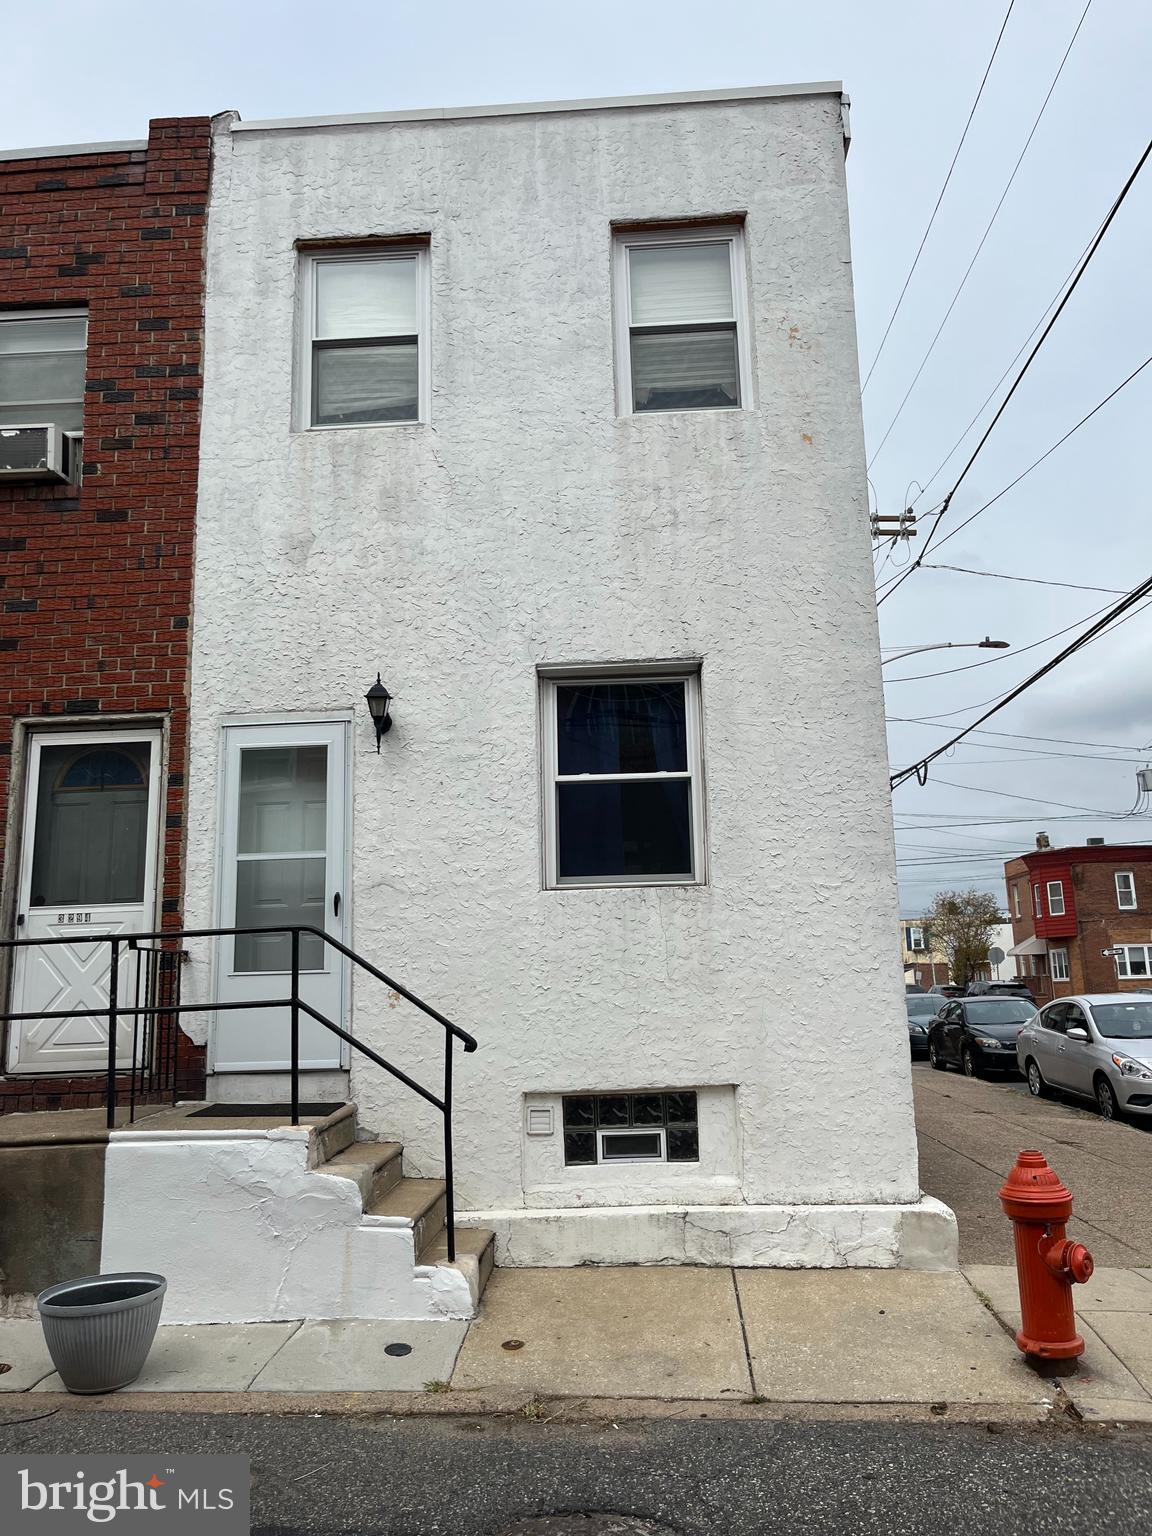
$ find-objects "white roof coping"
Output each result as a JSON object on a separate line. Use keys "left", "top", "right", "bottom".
{"left": 0, "top": 138, "right": 147, "bottom": 163}
{"left": 230, "top": 82, "right": 845, "bottom": 135}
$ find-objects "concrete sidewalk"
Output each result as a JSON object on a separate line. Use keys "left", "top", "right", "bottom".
{"left": 0, "top": 1266, "right": 1070, "bottom": 1418}
{"left": 967, "top": 1263, "right": 1152, "bottom": 1425}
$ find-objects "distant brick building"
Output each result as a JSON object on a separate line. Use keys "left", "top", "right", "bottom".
{"left": 0, "top": 118, "right": 211, "bottom": 1112}
{"left": 1004, "top": 842, "right": 1152, "bottom": 1001}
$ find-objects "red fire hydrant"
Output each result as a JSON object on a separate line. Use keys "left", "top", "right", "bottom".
{"left": 999, "top": 1150, "right": 1094, "bottom": 1374}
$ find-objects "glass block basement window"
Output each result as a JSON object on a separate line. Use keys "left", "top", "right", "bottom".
{"left": 562, "top": 1091, "right": 699, "bottom": 1165}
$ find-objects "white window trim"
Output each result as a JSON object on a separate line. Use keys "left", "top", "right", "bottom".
{"left": 1115, "top": 945, "right": 1152, "bottom": 979}
{"left": 1013, "top": 885, "right": 1021, "bottom": 918}
{"left": 1050, "top": 947, "right": 1069, "bottom": 982}
{"left": 539, "top": 665, "right": 706, "bottom": 891}
{"left": 0, "top": 307, "right": 87, "bottom": 420}
{"left": 906, "top": 925, "right": 925, "bottom": 952}
{"left": 612, "top": 224, "right": 753, "bottom": 418}
{"left": 1046, "top": 880, "right": 1066, "bottom": 916}
{"left": 1033, "top": 883, "right": 1043, "bottom": 919}
{"left": 1116, "top": 871, "right": 1137, "bottom": 910}
{"left": 295, "top": 246, "right": 431, "bottom": 431}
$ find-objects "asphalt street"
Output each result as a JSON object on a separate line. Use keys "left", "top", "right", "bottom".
{"left": 913, "top": 1060, "right": 1152, "bottom": 1266}
{"left": 2, "top": 1408, "right": 1151, "bottom": 1536}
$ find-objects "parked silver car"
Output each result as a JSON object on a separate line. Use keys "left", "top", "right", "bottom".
{"left": 1016, "top": 995, "right": 1152, "bottom": 1121}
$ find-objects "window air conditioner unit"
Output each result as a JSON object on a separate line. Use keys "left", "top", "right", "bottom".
{"left": 0, "top": 423, "right": 69, "bottom": 481}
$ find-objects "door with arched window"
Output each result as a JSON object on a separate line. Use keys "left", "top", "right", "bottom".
{"left": 7, "top": 729, "right": 163, "bottom": 1074}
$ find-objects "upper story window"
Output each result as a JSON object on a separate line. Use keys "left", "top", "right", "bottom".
{"left": 1046, "top": 880, "right": 1066, "bottom": 917}
{"left": 613, "top": 226, "right": 750, "bottom": 415}
{"left": 298, "top": 248, "right": 429, "bottom": 429}
{"left": 905, "top": 924, "right": 926, "bottom": 952}
{"left": 0, "top": 311, "right": 87, "bottom": 432}
{"left": 1012, "top": 884, "right": 1022, "bottom": 919}
{"left": 1033, "top": 884, "right": 1043, "bottom": 919}
{"left": 1116, "top": 871, "right": 1137, "bottom": 910}
{"left": 540, "top": 668, "right": 705, "bottom": 890}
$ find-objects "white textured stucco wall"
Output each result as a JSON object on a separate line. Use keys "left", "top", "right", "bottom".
{"left": 186, "top": 90, "right": 920, "bottom": 1215}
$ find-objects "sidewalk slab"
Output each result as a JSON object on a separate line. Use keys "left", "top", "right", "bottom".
{"left": 0, "top": 1321, "right": 55, "bottom": 1391}
{"left": 1081, "top": 1312, "right": 1152, "bottom": 1396}
{"left": 736, "top": 1269, "right": 1044, "bottom": 1405}
{"left": 1076, "top": 1269, "right": 1152, "bottom": 1313}
{"left": 249, "top": 1319, "right": 467, "bottom": 1392}
{"left": 452, "top": 1267, "right": 750, "bottom": 1400}
{"left": 964, "top": 1264, "right": 1152, "bottom": 1411}
{"left": 33, "top": 1324, "right": 299, "bottom": 1394}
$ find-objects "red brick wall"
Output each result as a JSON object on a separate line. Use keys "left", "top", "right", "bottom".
{"left": 0, "top": 118, "right": 211, "bottom": 1112}
{"left": 1005, "top": 848, "right": 1152, "bottom": 1001}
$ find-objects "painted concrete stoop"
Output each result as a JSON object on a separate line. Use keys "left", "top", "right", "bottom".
{"left": 99, "top": 1103, "right": 494, "bottom": 1325}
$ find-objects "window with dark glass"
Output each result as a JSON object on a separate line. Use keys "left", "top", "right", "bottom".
{"left": 562, "top": 1092, "right": 699, "bottom": 1165}
{"left": 543, "top": 673, "right": 702, "bottom": 887}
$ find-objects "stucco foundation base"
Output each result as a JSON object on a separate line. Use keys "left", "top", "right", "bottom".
{"left": 100, "top": 1128, "right": 475, "bottom": 1324}
{"left": 460, "top": 1198, "right": 958, "bottom": 1272}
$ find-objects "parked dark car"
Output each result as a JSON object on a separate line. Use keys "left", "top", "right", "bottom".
{"left": 928, "top": 983, "right": 965, "bottom": 999}
{"left": 965, "top": 979, "right": 1037, "bottom": 1005}
{"left": 928, "top": 997, "right": 1038, "bottom": 1077}
{"left": 905, "top": 994, "right": 942, "bottom": 1057}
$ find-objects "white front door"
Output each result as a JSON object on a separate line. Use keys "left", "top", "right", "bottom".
{"left": 7, "top": 729, "right": 163, "bottom": 1074}
{"left": 212, "top": 721, "right": 348, "bottom": 1072}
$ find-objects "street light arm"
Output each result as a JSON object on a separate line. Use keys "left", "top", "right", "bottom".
{"left": 881, "top": 637, "right": 1010, "bottom": 666}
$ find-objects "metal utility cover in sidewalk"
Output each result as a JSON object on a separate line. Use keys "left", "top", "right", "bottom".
{"left": 452, "top": 1268, "right": 751, "bottom": 1400}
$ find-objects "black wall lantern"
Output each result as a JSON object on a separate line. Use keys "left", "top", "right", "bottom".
{"left": 365, "top": 674, "right": 393, "bottom": 750}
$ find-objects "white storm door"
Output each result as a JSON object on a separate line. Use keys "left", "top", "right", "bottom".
{"left": 213, "top": 722, "right": 348, "bottom": 1071}
{"left": 7, "top": 729, "right": 162, "bottom": 1074}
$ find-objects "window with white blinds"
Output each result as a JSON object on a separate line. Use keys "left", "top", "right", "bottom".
{"left": 614, "top": 227, "right": 749, "bottom": 414}
{"left": 298, "top": 247, "right": 429, "bottom": 428}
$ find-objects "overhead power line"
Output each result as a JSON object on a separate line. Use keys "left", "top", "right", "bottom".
{"left": 886, "top": 717, "right": 1152, "bottom": 753}
{"left": 867, "top": 0, "right": 1093, "bottom": 468}
{"left": 876, "top": 133, "right": 1152, "bottom": 607}
{"left": 859, "top": 0, "right": 1016, "bottom": 392}
{"left": 889, "top": 572, "right": 1152, "bottom": 788}
{"left": 917, "top": 564, "right": 1125, "bottom": 594}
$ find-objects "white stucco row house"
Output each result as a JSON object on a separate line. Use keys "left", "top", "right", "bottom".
{"left": 3, "top": 84, "right": 956, "bottom": 1322}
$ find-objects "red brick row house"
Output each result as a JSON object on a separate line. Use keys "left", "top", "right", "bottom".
{"left": 0, "top": 118, "right": 212, "bottom": 1112}
{"left": 1004, "top": 840, "right": 1152, "bottom": 1001}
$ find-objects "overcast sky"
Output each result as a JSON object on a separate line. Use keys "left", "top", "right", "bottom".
{"left": 5, "top": 1, "right": 1150, "bottom": 916}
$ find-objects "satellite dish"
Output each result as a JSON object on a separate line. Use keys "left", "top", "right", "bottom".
{"left": 988, "top": 947, "right": 1005, "bottom": 965}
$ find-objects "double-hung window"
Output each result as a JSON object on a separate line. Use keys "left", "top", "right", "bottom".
{"left": 0, "top": 310, "right": 86, "bottom": 432}
{"left": 540, "top": 669, "right": 705, "bottom": 888}
{"left": 614, "top": 226, "right": 750, "bottom": 414}
{"left": 1046, "top": 880, "right": 1066, "bottom": 917}
{"left": 299, "top": 247, "right": 428, "bottom": 428}
{"left": 905, "top": 925, "right": 925, "bottom": 952}
{"left": 1050, "top": 948, "right": 1069, "bottom": 982}
{"left": 1116, "top": 872, "right": 1137, "bottom": 910}
{"left": 1012, "top": 885, "right": 1022, "bottom": 919}
{"left": 1115, "top": 945, "right": 1152, "bottom": 979}
{"left": 1033, "top": 884, "right": 1043, "bottom": 919}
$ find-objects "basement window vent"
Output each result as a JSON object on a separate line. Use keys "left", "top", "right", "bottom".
{"left": 562, "top": 1091, "right": 698, "bottom": 1166}
{"left": 525, "top": 1106, "right": 554, "bottom": 1137}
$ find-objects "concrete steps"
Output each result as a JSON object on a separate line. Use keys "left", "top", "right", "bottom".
{"left": 100, "top": 1099, "right": 495, "bottom": 1323}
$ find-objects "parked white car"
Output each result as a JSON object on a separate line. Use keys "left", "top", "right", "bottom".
{"left": 1016, "top": 995, "right": 1152, "bottom": 1121}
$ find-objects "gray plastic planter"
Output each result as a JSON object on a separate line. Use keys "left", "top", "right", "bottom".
{"left": 37, "top": 1273, "right": 166, "bottom": 1394}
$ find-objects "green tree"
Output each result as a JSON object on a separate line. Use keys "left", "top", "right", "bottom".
{"left": 923, "top": 890, "right": 1006, "bottom": 987}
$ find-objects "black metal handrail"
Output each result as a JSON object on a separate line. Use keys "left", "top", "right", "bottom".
{"left": 0, "top": 924, "right": 477, "bottom": 1260}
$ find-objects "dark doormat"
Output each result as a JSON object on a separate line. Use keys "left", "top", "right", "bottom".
{"left": 187, "top": 1102, "right": 345, "bottom": 1118}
